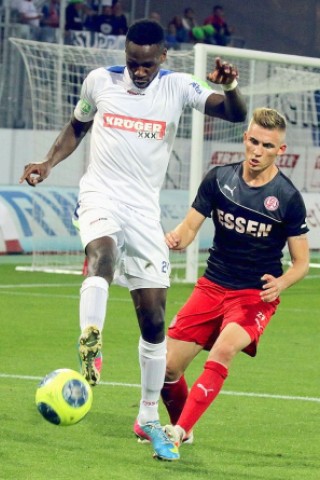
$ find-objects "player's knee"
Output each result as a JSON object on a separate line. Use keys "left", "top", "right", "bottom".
{"left": 165, "top": 356, "right": 183, "bottom": 382}
{"left": 165, "top": 366, "right": 181, "bottom": 382}
{"left": 143, "top": 324, "right": 165, "bottom": 343}
{"left": 86, "top": 249, "right": 115, "bottom": 282}
{"left": 140, "top": 313, "right": 165, "bottom": 343}
{"left": 210, "top": 342, "right": 238, "bottom": 365}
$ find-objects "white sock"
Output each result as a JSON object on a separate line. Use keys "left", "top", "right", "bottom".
{"left": 137, "top": 337, "right": 166, "bottom": 425}
{"left": 176, "top": 425, "right": 186, "bottom": 443}
{"left": 79, "top": 276, "right": 109, "bottom": 332}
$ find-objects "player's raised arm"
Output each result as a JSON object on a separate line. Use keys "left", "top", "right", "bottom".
{"left": 165, "top": 208, "right": 206, "bottom": 250}
{"left": 19, "top": 115, "right": 92, "bottom": 187}
{"left": 204, "top": 57, "right": 247, "bottom": 122}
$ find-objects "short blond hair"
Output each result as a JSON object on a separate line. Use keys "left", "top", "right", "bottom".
{"left": 250, "top": 108, "right": 287, "bottom": 132}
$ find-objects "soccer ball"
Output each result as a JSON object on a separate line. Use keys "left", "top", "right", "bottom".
{"left": 35, "top": 368, "right": 93, "bottom": 426}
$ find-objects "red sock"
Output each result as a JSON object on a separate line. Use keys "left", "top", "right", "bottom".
{"left": 161, "top": 376, "right": 189, "bottom": 425}
{"left": 177, "top": 361, "right": 228, "bottom": 434}
{"left": 82, "top": 257, "right": 88, "bottom": 276}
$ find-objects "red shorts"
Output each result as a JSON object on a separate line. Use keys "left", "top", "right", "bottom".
{"left": 168, "top": 277, "right": 280, "bottom": 357}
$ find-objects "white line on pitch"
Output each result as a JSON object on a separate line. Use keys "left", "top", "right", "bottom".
{"left": 0, "top": 373, "right": 319, "bottom": 403}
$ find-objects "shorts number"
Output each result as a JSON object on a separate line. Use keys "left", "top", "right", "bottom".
{"left": 161, "top": 261, "right": 170, "bottom": 273}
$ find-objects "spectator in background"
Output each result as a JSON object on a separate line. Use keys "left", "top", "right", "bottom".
{"left": 10, "top": 0, "right": 22, "bottom": 22}
{"left": 181, "top": 7, "right": 198, "bottom": 41}
{"left": 112, "top": 1, "right": 128, "bottom": 35}
{"left": 149, "top": 11, "right": 162, "bottom": 25}
{"left": 41, "top": 0, "right": 60, "bottom": 28}
{"left": 92, "top": 2, "right": 115, "bottom": 35}
{"left": 168, "top": 15, "right": 189, "bottom": 44}
{"left": 204, "top": 5, "right": 232, "bottom": 46}
{"left": 83, "top": 1, "right": 100, "bottom": 31}
{"left": 165, "top": 22, "right": 180, "bottom": 50}
{"left": 12, "top": 0, "right": 23, "bottom": 9}
{"left": 86, "top": 0, "right": 100, "bottom": 13}
{"left": 180, "top": 6, "right": 215, "bottom": 45}
{"left": 65, "top": 0, "right": 86, "bottom": 31}
{"left": 18, "top": 0, "right": 42, "bottom": 27}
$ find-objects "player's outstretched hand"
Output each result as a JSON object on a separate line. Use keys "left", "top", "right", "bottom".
{"left": 19, "top": 161, "right": 51, "bottom": 187}
{"left": 207, "top": 57, "right": 239, "bottom": 86}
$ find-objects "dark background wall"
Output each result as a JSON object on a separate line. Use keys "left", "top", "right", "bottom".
{"left": 122, "top": 0, "right": 320, "bottom": 58}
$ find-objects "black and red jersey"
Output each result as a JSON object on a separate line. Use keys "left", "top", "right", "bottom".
{"left": 192, "top": 162, "right": 309, "bottom": 289}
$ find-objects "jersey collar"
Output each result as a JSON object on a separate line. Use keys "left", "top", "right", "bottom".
{"left": 124, "top": 67, "right": 161, "bottom": 95}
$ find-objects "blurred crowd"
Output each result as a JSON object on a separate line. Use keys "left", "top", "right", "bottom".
{"left": 9, "top": 1, "right": 240, "bottom": 48}
{"left": 11, "top": 0, "right": 129, "bottom": 35}
{"left": 165, "top": 5, "right": 234, "bottom": 49}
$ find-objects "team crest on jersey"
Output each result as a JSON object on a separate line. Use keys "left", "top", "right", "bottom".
{"left": 264, "top": 196, "right": 279, "bottom": 211}
{"left": 103, "top": 114, "right": 166, "bottom": 140}
{"left": 79, "top": 99, "right": 92, "bottom": 114}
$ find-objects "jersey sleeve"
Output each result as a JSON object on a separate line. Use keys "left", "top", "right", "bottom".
{"left": 181, "top": 74, "right": 218, "bottom": 113}
{"left": 284, "top": 190, "right": 309, "bottom": 237}
{"left": 74, "top": 71, "right": 98, "bottom": 122}
{"left": 191, "top": 168, "right": 217, "bottom": 217}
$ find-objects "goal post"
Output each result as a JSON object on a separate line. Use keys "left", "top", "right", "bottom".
{"left": 186, "top": 42, "right": 320, "bottom": 282}
{"left": 8, "top": 38, "right": 320, "bottom": 279}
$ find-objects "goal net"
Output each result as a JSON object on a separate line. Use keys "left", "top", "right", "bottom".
{"left": 9, "top": 38, "right": 320, "bottom": 280}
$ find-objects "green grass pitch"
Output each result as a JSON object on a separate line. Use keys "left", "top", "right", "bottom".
{"left": 0, "top": 261, "right": 319, "bottom": 480}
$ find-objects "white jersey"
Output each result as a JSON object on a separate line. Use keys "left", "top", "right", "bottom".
{"left": 18, "top": 1, "right": 40, "bottom": 26}
{"left": 74, "top": 66, "right": 215, "bottom": 220}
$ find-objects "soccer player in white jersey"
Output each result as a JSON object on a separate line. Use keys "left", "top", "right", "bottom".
{"left": 19, "top": 19, "right": 247, "bottom": 461}
{"left": 154, "top": 108, "right": 309, "bottom": 455}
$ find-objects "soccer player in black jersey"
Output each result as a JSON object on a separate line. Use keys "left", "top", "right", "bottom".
{"left": 160, "top": 107, "right": 310, "bottom": 448}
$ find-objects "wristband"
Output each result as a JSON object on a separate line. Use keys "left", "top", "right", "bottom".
{"left": 222, "top": 79, "right": 238, "bottom": 92}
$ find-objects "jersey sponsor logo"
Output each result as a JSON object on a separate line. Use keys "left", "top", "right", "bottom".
{"left": 190, "top": 81, "right": 203, "bottom": 94}
{"left": 217, "top": 209, "right": 273, "bottom": 237}
{"left": 264, "top": 196, "right": 279, "bottom": 211}
{"left": 103, "top": 113, "right": 166, "bottom": 139}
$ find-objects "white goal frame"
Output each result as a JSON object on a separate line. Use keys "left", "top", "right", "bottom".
{"left": 8, "top": 38, "right": 320, "bottom": 280}
{"left": 186, "top": 43, "right": 320, "bottom": 282}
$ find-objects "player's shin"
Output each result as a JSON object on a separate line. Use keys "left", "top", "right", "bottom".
{"left": 79, "top": 276, "right": 109, "bottom": 331}
{"left": 177, "top": 361, "right": 228, "bottom": 434}
{"left": 161, "top": 376, "right": 189, "bottom": 425}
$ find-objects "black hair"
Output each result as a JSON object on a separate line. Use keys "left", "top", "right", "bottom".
{"left": 126, "top": 19, "right": 165, "bottom": 46}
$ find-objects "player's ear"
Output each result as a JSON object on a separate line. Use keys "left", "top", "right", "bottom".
{"left": 160, "top": 48, "right": 167, "bottom": 64}
{"left": 243, "top": 131, "right": 248, "bottom": 143}
{"left": 277, "top": 143, "right": 287, "bottom": 156}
